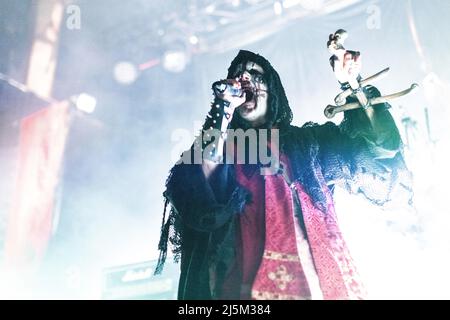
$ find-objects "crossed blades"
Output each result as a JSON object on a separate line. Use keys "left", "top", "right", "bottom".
{"left": 324, "top": 67, "right": 419, "bottom": 119}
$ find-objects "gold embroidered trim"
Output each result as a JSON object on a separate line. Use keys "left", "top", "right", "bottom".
{"left": 251, "top": 290, "right": 306, "bottom": 300}
{"left": 263, "top": 250, "right": 300, "bottom": 262}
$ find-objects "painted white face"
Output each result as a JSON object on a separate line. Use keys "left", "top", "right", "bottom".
{"left": 234, "top": 61, "right": 268, "bottom": 127}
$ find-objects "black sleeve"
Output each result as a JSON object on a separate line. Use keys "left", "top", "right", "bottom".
{"left": 155, "top": 155, "right": 249, "bottom": 275}
{"left": 163, "top": 161, "right": 249, "bottom": 233}
{"left": 315, "top": 85, "right": 413, "bottom": 207}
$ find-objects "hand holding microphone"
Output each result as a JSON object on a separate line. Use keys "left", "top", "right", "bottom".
{"left": 212, "top": 79, "right": 247, "bottom": 110}
{"left": 201, "top": 76, "right": 263, "bottom": 163}
{"left": 199, "top": 79, "right": 247, "bottom": 163}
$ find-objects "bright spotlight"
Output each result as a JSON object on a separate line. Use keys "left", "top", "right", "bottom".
{"left": 74, "top": 93, "right": 97, "bottom": 114}
{"left": 189, "top": 35, "right": 199, "bottom": 45}
{"left": 113, "top": 61, "right": 138, "bottom": 85}
{"left": 205, "top": 4, "right": 215, "bottom": 14}
{"left": 162, "top": 50, "right": 188, "bottom": 73}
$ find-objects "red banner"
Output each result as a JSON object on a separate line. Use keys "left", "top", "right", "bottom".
{"left": 4, "top": 101, "right": 70, "bottom": 268}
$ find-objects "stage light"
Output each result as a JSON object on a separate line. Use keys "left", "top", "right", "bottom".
{"left": 113, "top": 61, "right": 138, "bottom": 85}
{"left": 205, "top": 4, "right": 215, "bottom": 14}
{"left": 274, "top": 1, "right": 283, "bottom": 15}
{"left": 162, "top": 50, "right": 188, "bottom": 73}
{"left": 189, "top": 35, "right": 199, "bottom": 45}
{"left": 74, "top": 93, "right": 97, "bottom": 113}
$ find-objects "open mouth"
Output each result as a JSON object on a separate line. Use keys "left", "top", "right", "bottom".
{"left": 244, "top": 89, "right": 254, "bottom": 102}
{"left": 239, "top": 89, "right": 256, "bottom": 110}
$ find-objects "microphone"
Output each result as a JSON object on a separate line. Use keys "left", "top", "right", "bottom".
{"left": 212, "top": 80, "right": 243, "bottom": 97}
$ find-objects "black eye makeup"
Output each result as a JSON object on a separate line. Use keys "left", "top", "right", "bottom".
{"left": 231, "top": 63, "right": 266, "bottom": 84}
{"left": 247, "top": 69, "right": 265, "bottom": 84}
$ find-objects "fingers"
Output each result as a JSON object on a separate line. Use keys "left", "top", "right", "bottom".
{"left": 226, "top": 78, "right": 240, "bottom": 86}
{"left": 214, "top": 78, "right": 254, "bottom": 107}
{"left": 222, "top": 91, "right": 246, "bottom": 108}
{"left": 224, "top": 101, "right": 235, "bottom": 121}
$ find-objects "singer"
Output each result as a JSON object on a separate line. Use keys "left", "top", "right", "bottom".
{"left": 156, "top": 50, "right": 411, "bottom": 300}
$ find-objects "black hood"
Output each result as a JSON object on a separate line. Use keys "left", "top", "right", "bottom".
{"left": 226, "top": 50, "right": 293, "bottom": 130}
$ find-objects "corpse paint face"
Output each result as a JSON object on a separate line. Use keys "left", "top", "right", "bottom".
{"left": 231, "top": 61, "right": 268, "bottom": 127}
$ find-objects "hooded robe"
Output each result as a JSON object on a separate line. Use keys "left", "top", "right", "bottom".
{"left": 156, "top": 50, "right": 412, "bottom": 300}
